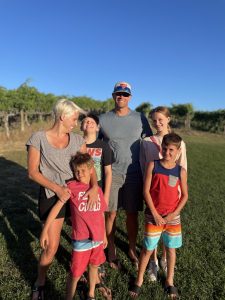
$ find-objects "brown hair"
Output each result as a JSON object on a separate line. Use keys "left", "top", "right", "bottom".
{"left": 70, "top": 152, "right": 93, "bottom": 171}
{"left": 150, "top": 106, "right": 171, "bottom": 132}
{"left": 162, "top": 133, "right": 182, "bottom": 149}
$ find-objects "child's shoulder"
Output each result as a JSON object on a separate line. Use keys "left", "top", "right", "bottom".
{"left": 67, "top": 179, "right": 89, "bottom": 189}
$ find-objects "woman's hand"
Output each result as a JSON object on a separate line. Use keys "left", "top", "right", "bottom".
{"left": 40, "top": 229, "right": 49, "bottom": 250}
{"left": 84, "top": 185, "right": 98, "bottom": 210}
{"left": 55, "top": 185, "right": 71, "bottom": 203}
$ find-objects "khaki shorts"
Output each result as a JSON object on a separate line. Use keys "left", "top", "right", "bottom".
{"left": 108, "top": 170, "right": 143, "bottom": 213}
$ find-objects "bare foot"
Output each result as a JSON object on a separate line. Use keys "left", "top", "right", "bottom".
{"left": 108, "top": 259, "right": 121, "bottom": 270}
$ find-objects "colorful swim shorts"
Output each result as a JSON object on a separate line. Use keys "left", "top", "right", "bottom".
{"left": 143, "top": 214, "right": 182, "bottom": 250}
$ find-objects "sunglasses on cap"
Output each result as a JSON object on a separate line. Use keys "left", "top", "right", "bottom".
{"left": 113, "top": 86, "right": 131, "bottom": 94}
{"left": 115, "top": 92, "right": 130, "bottom": 97}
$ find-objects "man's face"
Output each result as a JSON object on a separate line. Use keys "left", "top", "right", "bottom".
{"left": 112, "top": 92, "right": 131, "bottom": 109}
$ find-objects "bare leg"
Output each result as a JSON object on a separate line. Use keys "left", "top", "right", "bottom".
{"left": 32, "top": 218, "right": 64, "bottom": 300}
{"left": 88, "top": 264, "right": 98, "bottom": 298}
{"left": 105, "top": 211, "right": 117, "bottom": 262}
{"left": 147, "top": 247, "right": 159, "bottom": 282}
{"left": 129, "top": 248, "right": 153, "bottom": 297}
{"left": 66, "top": 273, "right": 80, "bottom": 300}
{"left": 162, "top": 242, "right": 167, "bottom": 260}
{"left": 159, "top": 242, "right": 167, "bottom": 274}
{"left": 126, "top": 212, "right": 138, "bottom": 260}
{"left": 153, "top": 247, "right": 158, "bottom": 261}
{"left": 165, "top": 247, "right": 176, "bottom": 287}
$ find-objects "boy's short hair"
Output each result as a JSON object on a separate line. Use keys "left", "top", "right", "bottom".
{"left": 81, "top": 113, "right": 99, "bottom": 126}
{"left": 70, "top": 152, "right": 93, "bottom": 170}
{"left": 162, "top": 133, "right": 182, "bottom": 149}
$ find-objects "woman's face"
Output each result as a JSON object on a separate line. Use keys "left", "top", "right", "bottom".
{"left": 151, "top": 112, "right": 170, "bottom": 134}
{"left": 62, "top": 111, "right": 79, "bottom": 132}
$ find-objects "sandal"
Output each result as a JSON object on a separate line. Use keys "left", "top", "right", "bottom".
{"left": 96, "top": 282, "right": 112, "bottom": 300}
{"left": 164, "top": 285, "right": 179, "bottom": 299}
{"left": 31, "top": 284, "right": 45, "bottom": 300}
{"left": 129, "top": 284, "right": 141, "bottom": 298}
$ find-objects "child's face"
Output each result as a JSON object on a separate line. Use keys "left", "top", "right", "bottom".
{"left": 151, "top": 112, "right": 170, "bottom": 133}
{"left": 74, "top": 163, "right": 92, "bottom": 184}
{"left": 81, "top": 117, "right": 99, "bottom": 133}
{"left": 161, "top": 143, "right": 180, "bottom": 162}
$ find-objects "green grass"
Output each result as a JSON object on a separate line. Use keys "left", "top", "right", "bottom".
{"left": 0, "top": 133, "right": 225, "bottom": 299}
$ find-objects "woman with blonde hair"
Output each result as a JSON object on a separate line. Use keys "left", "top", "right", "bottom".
{"left": 140, "top": 106, "right": 187, "bottom": 282}
{"left": 27, "top": 99, "right": 98, "bottom": 300}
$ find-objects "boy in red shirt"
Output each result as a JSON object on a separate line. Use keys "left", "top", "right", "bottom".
{"left": 40, "top": 152, "right": 107, "bottom": 300}
{"left": 130, "top": 133, "right": 188, "bottom": 299}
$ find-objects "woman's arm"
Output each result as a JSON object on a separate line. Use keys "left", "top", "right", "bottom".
{"left": 27, "top": 145, "right": 71, "bottom": 202}
{"left": 40, "top": 200, "right": 65, "bottom": 249}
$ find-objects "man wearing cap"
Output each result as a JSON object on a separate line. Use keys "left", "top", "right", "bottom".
{"left": 99, "top": 81, "right": 152, "bottom": 269}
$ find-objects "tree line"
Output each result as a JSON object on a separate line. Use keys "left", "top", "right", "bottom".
{"left": 0, "top": 83, "right": 224, "bottom": 138}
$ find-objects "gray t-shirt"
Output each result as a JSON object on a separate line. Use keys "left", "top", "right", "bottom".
{"left": 26, "top": 131, "right": 84, "bottom": 198}
{"left": 99, "top": 110, "right": 152, "bottom": 175}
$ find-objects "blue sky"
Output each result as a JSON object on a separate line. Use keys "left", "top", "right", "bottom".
{"left": 0, "top": 0, "right": 224, "bottom": 111}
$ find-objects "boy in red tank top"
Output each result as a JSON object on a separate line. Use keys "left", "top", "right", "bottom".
{"left": 130, "top": 133, "right": 188, "bottom": 299}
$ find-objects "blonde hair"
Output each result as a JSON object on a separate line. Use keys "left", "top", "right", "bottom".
{"left": 53, "top": 99, "right": 79, "bottom": 121}
{"left": 150, "top": 106, "right": 171, "bottom": 132}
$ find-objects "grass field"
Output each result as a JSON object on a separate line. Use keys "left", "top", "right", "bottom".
{"left": 0, "top": 128, "right": 225, "bottom": 299}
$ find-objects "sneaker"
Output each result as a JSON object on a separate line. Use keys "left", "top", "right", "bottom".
{"left": 147, "top": 260, "right": 158, "bottom": 282}
{"left": 160, "top": 257, "right": 167, "bottom": 275}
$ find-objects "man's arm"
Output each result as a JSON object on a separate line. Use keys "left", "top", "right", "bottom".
{"left": 141, "top": 113, "right": 153, "bottom": 138}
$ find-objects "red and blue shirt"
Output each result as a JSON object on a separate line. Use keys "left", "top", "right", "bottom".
{"left": 145, "top": 160, "right": 181, "bottom": 216}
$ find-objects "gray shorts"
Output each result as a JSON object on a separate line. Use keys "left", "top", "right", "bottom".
{"left": 108, "top": 170, "right": 143, "bottom": 213}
